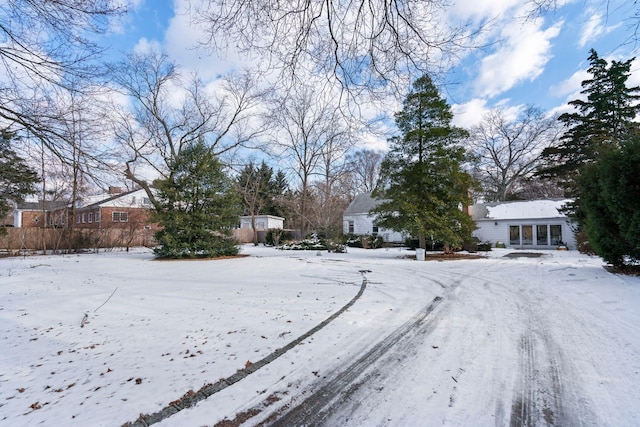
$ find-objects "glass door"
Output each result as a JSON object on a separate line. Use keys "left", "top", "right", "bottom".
{"left": 537, "top": 225, "right": 548, "bottom": 245}
{"left": 522, "top": 225, "right": 533, "bottom": 245}
{"left": 510, "top": 225, "right": 520, "bottom": 245}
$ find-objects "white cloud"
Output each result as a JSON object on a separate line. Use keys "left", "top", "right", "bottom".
{"left": 627, "top": 57, "right": 640, "bottom": 88}
{"left": 474, "top": 18, "right": 562, "bottom": 98}
{"left": 452, "top": 98, "right": 489, "bottom": 127}
{"left": 549, "top": 68, "right": 589, "bottom": 99}
{"left": 578, "top": 11, "right": 604, "bottom": 48}
{"left": 162, "top": 0, "right": 258, "bottom": 82}
{"left": 448, "top": 0, "right": 520, "bottom": 20}
{"left": 132, "top": 37, "right": 161, "bottom": 55}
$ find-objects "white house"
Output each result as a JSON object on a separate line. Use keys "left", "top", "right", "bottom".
{"left": 470, "top": 199, "right": 576, "bottom": 249}
{"left": 239, "top": 215, "right": 284, "bottom": 230}
{"left": 342, "top": 193, "right": 405, "bottom": 243}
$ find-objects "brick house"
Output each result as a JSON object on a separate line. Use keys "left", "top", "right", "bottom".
{"left": 1, "top": 200, "right": 68, "bottom": 228}
{"left": 3, "top": 187, "right": 159, "bottom": 232}
{"left": 65, "top": 188, "right": 159, "bottom": 231}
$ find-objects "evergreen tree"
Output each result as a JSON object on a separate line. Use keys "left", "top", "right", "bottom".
{"left": 153, "top": 141, "right": 241, "bottom": 258}
{"left": 538, "top": 49, "right": 640, "bottom": 191}
{"left": 1, "top": 130, "right": 39, "bottom": 233}
{"left": 236, "top": 161, "right": 288, "bottom": 244}
{"left": 578, "top": 138, "right": 640, "bottom": 267}
{"left": 372, "top": 75, "right": 475, "bottom": 251}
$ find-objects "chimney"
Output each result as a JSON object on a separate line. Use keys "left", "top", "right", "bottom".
{"left": 108, "top": 186, "right": 123, "bottom": 195}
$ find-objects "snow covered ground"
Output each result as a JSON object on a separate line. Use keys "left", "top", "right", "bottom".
{"left": 1, "top": 245, "right": 639, "bottom": 426}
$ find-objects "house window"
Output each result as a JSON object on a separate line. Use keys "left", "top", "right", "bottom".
{"left": 61, "top": 215, "right": 65, "bottom": 225}
{"left": 509, "top": 225, "right": 520, "bottom": 245}
{"left": 521, "top": 225, "right": 533, "bottom": 245}
{"left": 112, "top": 212, "right": 128, "bottom": 222}
{"left": 550, "top": 225, "right": 562, "bottom": 245}
{"left": 88, "top": 212, "right": 93, "bottom": 223}
{"left": 372, "top": 225, "right": 379, "bottom": 234}
{"left": 76, "top": 214, "right": 80, "bottom": 224}
{"left": 536, "top": 225, "right": 548, "bottom": 245}
{"left": 81, "top": 213, "right": 86, "bottom": 223}
{"left": 143, "top": 197, "right": 151, "bottom": 206}
{"left": 348, "top": 220, "right": 354, "bottom": 234}
{"left": 95, "top": 211, "right": 100, "bottom": 222}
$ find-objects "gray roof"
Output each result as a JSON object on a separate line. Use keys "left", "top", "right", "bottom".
{"left": 344, "top": 193, "right": 384, "bottom": 215}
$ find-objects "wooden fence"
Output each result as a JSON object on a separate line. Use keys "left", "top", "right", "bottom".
{"left": 0, "top": 227, "right": 296, "bottom": 254}
{"left": 0, "top": 227, "right": 157, "bottom": 254}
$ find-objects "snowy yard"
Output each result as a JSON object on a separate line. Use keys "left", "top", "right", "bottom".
{"left": 1, "top": 245, "right": 639, "bottom": 426}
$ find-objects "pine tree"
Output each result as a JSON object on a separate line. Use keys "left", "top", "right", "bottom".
{"left": 1, "top": 130, "right": 39, "bottom": 233}
{"left": 153, "top": 141, "right": 241, "bottom": 258}
{"left": 372, "top": 75, "right": 475, "bottom": 251}
{"left": 538, "top": 49, "right": 640, "bottom": 191}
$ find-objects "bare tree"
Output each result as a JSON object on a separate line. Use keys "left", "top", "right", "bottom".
{"left": 312, "top": 121, "right": 353, "bottom": 238}
{"left": 191, "top": 0, "right": 481, "bottom": 97}
{"left": 525, "top": 1, "right": 640, "bottom": 47}
{"left": 269, "top": 84, "right": 352, "bottom": 236}
{"left": 345, "top": 148, "right": 383, "bottom": 195}
{"left": 110, "top": 50, "right": 267, "bottom": 205}
{"left": 0, "top": 1, "right": 125, "bottom": 148}
{"left": 468, "top": 106, "right": 560, "bottom": 201}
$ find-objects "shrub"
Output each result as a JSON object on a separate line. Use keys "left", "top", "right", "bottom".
{"left": 477, "top": 241, "right": 493, "bottom": 251}
{"left": 265, "top": 228, "right": 294, "bottom": 246}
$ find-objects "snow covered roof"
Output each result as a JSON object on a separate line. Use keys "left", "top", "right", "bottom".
{"left": 81, "top": 188, "right": 153, "bottom": 209}
{"left": 344, "top": 193, "right": 384, "bottom": 215}
{"left": 470, "top": 199, "right": 572, "bottom": 221}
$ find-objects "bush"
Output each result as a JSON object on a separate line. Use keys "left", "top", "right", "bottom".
{"left": 277, "top": 233, "right": 327, "bottom": 250}
{"left": 477, "top": 241, "right": 493, "bottom": 251}
{"left": 404, "top": 237, "right": 419, "bottom": 250}
{"left": 343, "top": 233, "right": 363, "bottom": 248}
{"left": 461, "top": 238, "right": 478, "bottom": 253}
{"left": 265, "top": 228, "right": 295, "bottom": 246}
{"left": 154, "top": 234, "right": 239, "bottom": 259}
{"left": 578, "top": 140, "right": 640, "bottom": 266}
{"left": 342, "top": 233, "right": 385, "bottom": 249}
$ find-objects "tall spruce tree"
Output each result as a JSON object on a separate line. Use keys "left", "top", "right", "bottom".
{"left": 372, "top": 75, "right": 475, "bottom": 251}
{"left": 153, "top": 140, "right": 241, "bottom": 258}
{"left": 538, "top": 49, "right": 640, "bottom": 191}
{"left": 1, "top": 130, "right": 39, "bottom": 233}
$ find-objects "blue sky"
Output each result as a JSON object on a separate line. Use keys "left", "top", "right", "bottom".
{"left": 103, "top": 0, "right": 640, "bottom": 131}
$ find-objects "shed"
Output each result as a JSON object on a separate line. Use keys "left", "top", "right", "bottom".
{"left": 240, "top": 215, "right": 284, "bottom": 230}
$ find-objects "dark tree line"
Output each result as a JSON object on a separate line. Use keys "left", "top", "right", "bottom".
{"left": 538, "top": 49, "right": 640, "bottom": 266}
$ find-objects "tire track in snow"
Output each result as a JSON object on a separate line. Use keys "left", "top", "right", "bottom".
{"left": 508, "top": 262, "right": 596, "bottom": 427}
{"left": 125, "top": 270, "right": 370, "bottom": 427}
{"left": 266, "top": 285, "right": 450, "bottom": 426}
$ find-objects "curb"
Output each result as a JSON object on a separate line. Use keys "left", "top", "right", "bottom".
{"left": 125, "top": 273, "right": 369, "bottom": 426}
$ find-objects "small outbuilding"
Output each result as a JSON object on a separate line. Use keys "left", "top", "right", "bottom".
{"left": 470, "top": 199, "right": 576, "bottom": 249}
{"left": 239, "top": 215, "right": 284, "bottom": 230}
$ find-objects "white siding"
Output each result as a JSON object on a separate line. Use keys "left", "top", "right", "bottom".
{"left": 343, "top": 213, "right": 404, "bottom": 243}
{"left": 473, "top": 219, "right": 576, "bottom": 249}
{"left": 240, "top": 215, "right": 284, "bottom": 230}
